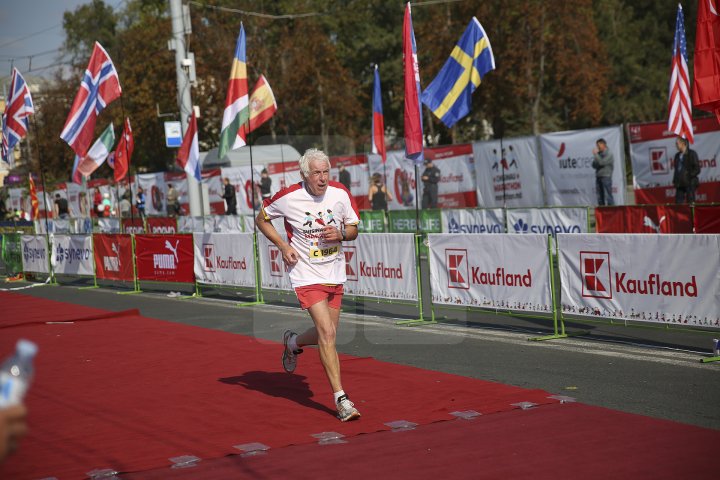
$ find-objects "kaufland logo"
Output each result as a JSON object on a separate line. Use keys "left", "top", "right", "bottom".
{"left": 580, "top": 252, "right": 612, "bottom": 299}
{"left": 269, "top": 246, "right": 285, "bottom": 277}
{"left": 649, "top": 147, "right": 668, "bottom": 175}
{"left": 203, "top": 244, "right": 215, "bottom": 272}
{"left": 344, "top": 247, "right": 358, "bottom": 281}
{"left": 580, "top": 251, "right": 697, "bottom": 299}
{"left": 446, "top": 249, "right": 469, "bottom": 289}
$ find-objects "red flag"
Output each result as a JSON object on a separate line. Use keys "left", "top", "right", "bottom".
{"left": 403, "top": 3, "right": 424, "bottom": 163}
{"left": 692, "top": 0, "right": 720, "bottom": 122}
{"left": 113, "top": 118, "right": 134, "bottom": 182}
{"left": 28, "top": 174, "right": 39, "bottom": 220}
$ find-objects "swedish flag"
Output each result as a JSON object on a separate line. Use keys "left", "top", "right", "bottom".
{"left": 421, "top": 17, "right": 495, "bottom": 128}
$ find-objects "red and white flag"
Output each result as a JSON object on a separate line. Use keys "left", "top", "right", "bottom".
{"left": 667, "top": 4, "right": 694, "bottom": 143}
{"left": 177, "top": 112, "right": 201, "bottom": 181}
{"left": 112, "top": 118, "right": 134, "bottom": 182}
{"left": 692, "top": 0, "right": 720, "bottom": 122}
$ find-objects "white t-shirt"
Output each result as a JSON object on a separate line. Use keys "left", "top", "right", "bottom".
{"left": 261, "top": 181, "right": 360, "bottom": 288}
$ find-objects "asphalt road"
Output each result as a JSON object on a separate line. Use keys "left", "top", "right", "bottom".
{"left": 6, "top": 281, "right": 719, "bottom": 430}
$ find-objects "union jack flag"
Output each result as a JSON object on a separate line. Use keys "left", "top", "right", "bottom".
{"left": 60, "top": 42, "right": 122, "bottom": 157}
{"left": 667, "top": 4, "right": 693, "bottom": 143}
{"left": 1, "top": 68, "right": 34, "bottom": 167}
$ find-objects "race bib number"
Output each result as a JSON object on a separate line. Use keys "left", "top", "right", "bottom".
{"left": 308, "top": 244, "right": 339, "bottom": 264}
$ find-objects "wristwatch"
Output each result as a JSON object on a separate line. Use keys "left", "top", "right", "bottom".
{"left": 341, "top": 229, "right": 346, "bottom": 241}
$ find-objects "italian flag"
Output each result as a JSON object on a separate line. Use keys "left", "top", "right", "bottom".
{"left": 76, "top": 123, "right": 115, "bottom": 178}
{"left": 218, "top": 24, "right": 249, "bottom": 160}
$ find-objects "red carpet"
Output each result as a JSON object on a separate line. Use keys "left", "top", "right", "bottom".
{"left": 0, "top": 291, "right": 559, "bottom": 479}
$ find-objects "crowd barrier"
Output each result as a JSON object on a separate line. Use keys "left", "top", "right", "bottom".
{"left": 11, "top": 227, "right": 720, "bottom": 360}
{"left": 595, "top": 204, "right": 720, "bottom": 233}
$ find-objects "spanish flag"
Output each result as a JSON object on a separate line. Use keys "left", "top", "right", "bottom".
{"left": 239, "top": 75, "right": 277, "bottom": 139}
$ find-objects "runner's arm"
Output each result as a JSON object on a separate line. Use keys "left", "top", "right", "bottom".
{"left": 256, "top": 210, "right": 299, "bottom": 265}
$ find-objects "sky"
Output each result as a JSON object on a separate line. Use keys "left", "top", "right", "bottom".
{"left": 0, "top": 0, "right": 123, "bottom": 81}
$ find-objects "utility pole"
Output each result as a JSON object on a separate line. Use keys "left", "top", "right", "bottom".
{"left": 169, "top": 0, "right": 202, "bottom": 216}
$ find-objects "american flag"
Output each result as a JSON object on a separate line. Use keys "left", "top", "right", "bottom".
{"left": 1, "top": 68, "right": 34, "bottom": 167}
{"left": 60, "top": 42, "right": 122, "bottom": 157}
{"left": 667, "top": 4, "right": 693, "bottom": 143}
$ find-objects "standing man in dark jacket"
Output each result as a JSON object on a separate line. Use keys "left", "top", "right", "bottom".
{"left": 421, "top": 160, "right": 441, "bottom": 209}
{"left": 673, "top": 136, "right": 701, "bottom": 204}
{"left": 592, "top": 138, "right": 614, "bottom": 206}
{"left": 222, "top": 177, "right": 237, "bottom": 215}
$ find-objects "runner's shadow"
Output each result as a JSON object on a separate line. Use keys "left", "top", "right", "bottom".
{"left": 219, "top": 371, "right": 336, "bottom": 416}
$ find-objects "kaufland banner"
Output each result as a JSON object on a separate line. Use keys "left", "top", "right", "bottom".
{"left": 137, "top": 172, "right": 166, "bottom": 216}
{"left": 628, "top": 117, "right": 720, "bottom": 204}
{"left": 507, "top": 207, "right": 588, "bottom": 236}
{"left": 193, "top": 232, "right": 255, "bottom": 287}
{"left": 557, "top": 234, "right": 720, "bottom": 329}
{"left": 441, "top": 208, "right": 504, "bottom": 234}
{"left": 134, "top": 234, "right": 195, "bottom": 283}
{"left": 93, "top": 233, "right": 134, "bottom": 281}
{"left": 472, "top": 136, "right": 544, "bottom": 207}
{"left": 220, "top": 165, "right": 264, "bottom": 214}
{"left": 257, "top": 231, "right": 293, "bottom": 292}
{"left": 21, "top": 235, "right": 49, "bottom": 273}
{"left": 539, "top": 125, "right": 626, "bottom": 206}
{"left": 51, "top": 234, "right": 94, "bottom": 276}
{"left": 343, "top": 233, "right": 418, "bottom": 301}
{"left": 428, "top": 234, "right": 553, "bottom": 313}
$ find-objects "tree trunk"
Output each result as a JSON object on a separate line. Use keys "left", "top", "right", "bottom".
{"left": 316, "top": 69, "right": 329, "bottom": 153}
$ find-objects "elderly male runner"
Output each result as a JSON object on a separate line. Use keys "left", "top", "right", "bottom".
{"left": 256, "top": 148, "right": 361, "bottom": 422}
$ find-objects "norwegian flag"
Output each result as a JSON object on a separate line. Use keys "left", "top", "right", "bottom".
{"left": 60, "top": 42, "right": 122, "bottom": 157}
{"left": 1, "top": 68, "right": 34, "bottom": 167}
{"left": 667, "top": 4, "right": 694, "bottom": 143}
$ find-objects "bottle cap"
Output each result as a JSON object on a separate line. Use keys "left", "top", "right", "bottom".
{"left": 16, "top": 339, "right": 38, "bottom": 358}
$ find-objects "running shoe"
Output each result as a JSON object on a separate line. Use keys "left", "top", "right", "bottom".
{"left": 282, "top": 330, "right": 303, "bottom": 373}
{"left": 336, "top": 394, "right": 361, "bottom": 422}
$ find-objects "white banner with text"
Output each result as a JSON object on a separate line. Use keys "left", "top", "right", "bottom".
{"left": 50, "top": 234, "right": 94, "bottom": 276}
{"left": 506, "top": 208, "right": 588, "bottom": 236}
{"left": 257, "top": 232, "right": 294, "bottom": 292}
{"left": 441, "top": 209, "right": 505, "bottom": 234}
{"left": 193, "top": 232, "right": 256, "bottom": 287}
{"left": 21, "top": 235, "right": 49, "bottom": 273}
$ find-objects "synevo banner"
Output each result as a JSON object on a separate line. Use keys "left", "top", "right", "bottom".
{"left": 628, "top": 117, "right": 720, "bottom": 204}
{"left": 193, "top": 232, "right": 256, "bottom": 287}
{"left": 428, "top": 234, "right": 553, "bottom": 313}
{"left": 343, "top": 233, "right": 418, "bottom": 301}
{"left": 21, "top": 235, "right": 49, "bottom": 273}
{"left": 257, "top": 232, "right": 293, "bottom": 292}
{"left": 441, "top": 209, "right": 504, "bottom": 234}
{"left": 540, "top": 125, "right": 626, "bottom": 206}
{"left": 557, "top": 234, "right": 720, "bottom": 329}
{"left": 93, "top": 234, "right": 134, "bottom": 281}
{"left": 51, "top": 234, "right": 94, "bottom": 276}
{"left": 472, "top": 136, "right": 544, "bottom": 207}
{"left": 506, "top": 208, "right": 588, "bottom": 236}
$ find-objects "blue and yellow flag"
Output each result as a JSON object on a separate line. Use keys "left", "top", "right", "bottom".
{"left": 421, "top": 17, "right": 495, "bottom": 128}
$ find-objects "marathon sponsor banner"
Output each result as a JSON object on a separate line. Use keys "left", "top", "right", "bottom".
{"left": 628, "top": 117, "right": 720, "bottom": 204}
{"left": 137, "top": 173, "right": 166, "bottom": 216}
{"left": 428, "top": 234, "right": 553, "bottom": 313}
{"left": 694, "top": 206, "right": 720, "bottom": 233}
{"left": 147, "top": 217, "right": 177, "bottom": 234}
{"left": 35, "top": 219, "right": 70, "bottom": 234}
{"left": 387, "top": 209, "right": 442, "bottom": 233}
{"left": 202, "top": 169, "right": 227, "bottom": 215}
{"left": 595, "top": 205, "right": 692, "bottom": 233}
{"left": 358, "top": 210, "right": 386, "bottom": 233}
{"left": 557, "top": 234, "right": 720, "bottom": 328}
{"left": 50, "top": 234, "right": 94, "bottom": 276}
{"left": 21, "top": 235, "right": 49, "bottom": 273}
{"left": 134, "top": 234, "right": 195, "bottom": 283}
{"left": 7, "top": 188, "right": 24, "bottom": 213}
{"left": 265, "top": 159, "right": 302, "bottom": 196}
{"left": 93, "top": 234, "right": 134, "bottom": 281}
{"left": 472, "top": 136, "right": 544, "bottom": 207}
{"left": 97, "top": 218, "right": 120, "bottom": 233}
{"left": 165, "top": 172, "right": 189, "bottom": 216}
{"left": 507, "top": 208, "right": 588, "bottom": 236}
{"left": 441, "top": 208, "right": 504, "bottom": 234}
{"left": 220, "top": 166, "right": 264, "bottom": 214}
{"left": 332, "top": 154, "right": 370, "bottom": 210}
{"left": 71, "top": 218, "right": 93, "bottom": 234}
{"left": 343, "top": 233, "right": 418, "bottom": 301}
{"left": 384, "top": 150, "right": 417, "bottom": 210}
{"left": 257, "top": 231, "right": 293, "bottom": 291}
{"left": 177, "top": 216, "right": 204, "bottom": 233}
{"left": 122, "top": 218, "right": 145, "bottom": 234}
{"left": 193, "top": 232, "right": 255, "bottom": 287}
{"left": 540, "top": 125, "right": 626, "bottom": 206}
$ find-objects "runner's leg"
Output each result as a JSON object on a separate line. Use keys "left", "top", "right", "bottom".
{"left": 302, "top": 300, "right": 342, "bottom": 393}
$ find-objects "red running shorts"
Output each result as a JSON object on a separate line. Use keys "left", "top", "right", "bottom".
{"left": 294, "top": 284, "right": 344, "bottom": 310}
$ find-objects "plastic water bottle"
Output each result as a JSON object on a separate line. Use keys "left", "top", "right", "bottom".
{"left": 0, "top": 339, "right": 38, "bottom": 408}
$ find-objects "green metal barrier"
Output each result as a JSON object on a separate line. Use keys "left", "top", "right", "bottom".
{"left": 1, "top": 233, "right": 23, "bottom": 275}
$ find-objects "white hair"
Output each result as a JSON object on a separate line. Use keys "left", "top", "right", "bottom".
{"left": 299, "top": 148, "right": 330, "bottom": 176}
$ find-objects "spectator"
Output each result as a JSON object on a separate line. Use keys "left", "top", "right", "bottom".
{"left": 592, "top": 138, "right": 614, "bottom": 206}
{"left": 338, "top": 164, "right": 351, "bottom": 191}
{"left": 166, "top": 183, "right": 180, "bottom": 217}
{"left": 136, "top": 186, "right": 146, "bottom": 218}
{"left": 222, "top": 178, "right": 237, "bottom": 215}
{"left": 259, "top": 169, "right": 273, "bottom": 201}
{"left": 54, "top": 193, "right": 70, "bottom": 219}
{"left": 673, "top": 136, "right": 701, "bottom": 204}
{"left": 421, "top": 159, "right": 441, "bottom": 209}
{"left": 368, "top": 173, "right": 392, "bottom": 211}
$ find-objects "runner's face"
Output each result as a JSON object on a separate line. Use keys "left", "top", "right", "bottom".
{"left": 304, "top": 159, "right": 330, "bottom": 196}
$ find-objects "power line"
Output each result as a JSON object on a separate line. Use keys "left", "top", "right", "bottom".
{"left": 0, "top": 24, "right": 62, "bottom": 49}
{"left": 188, "top": 1, "right": 323, "bottom": 19}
